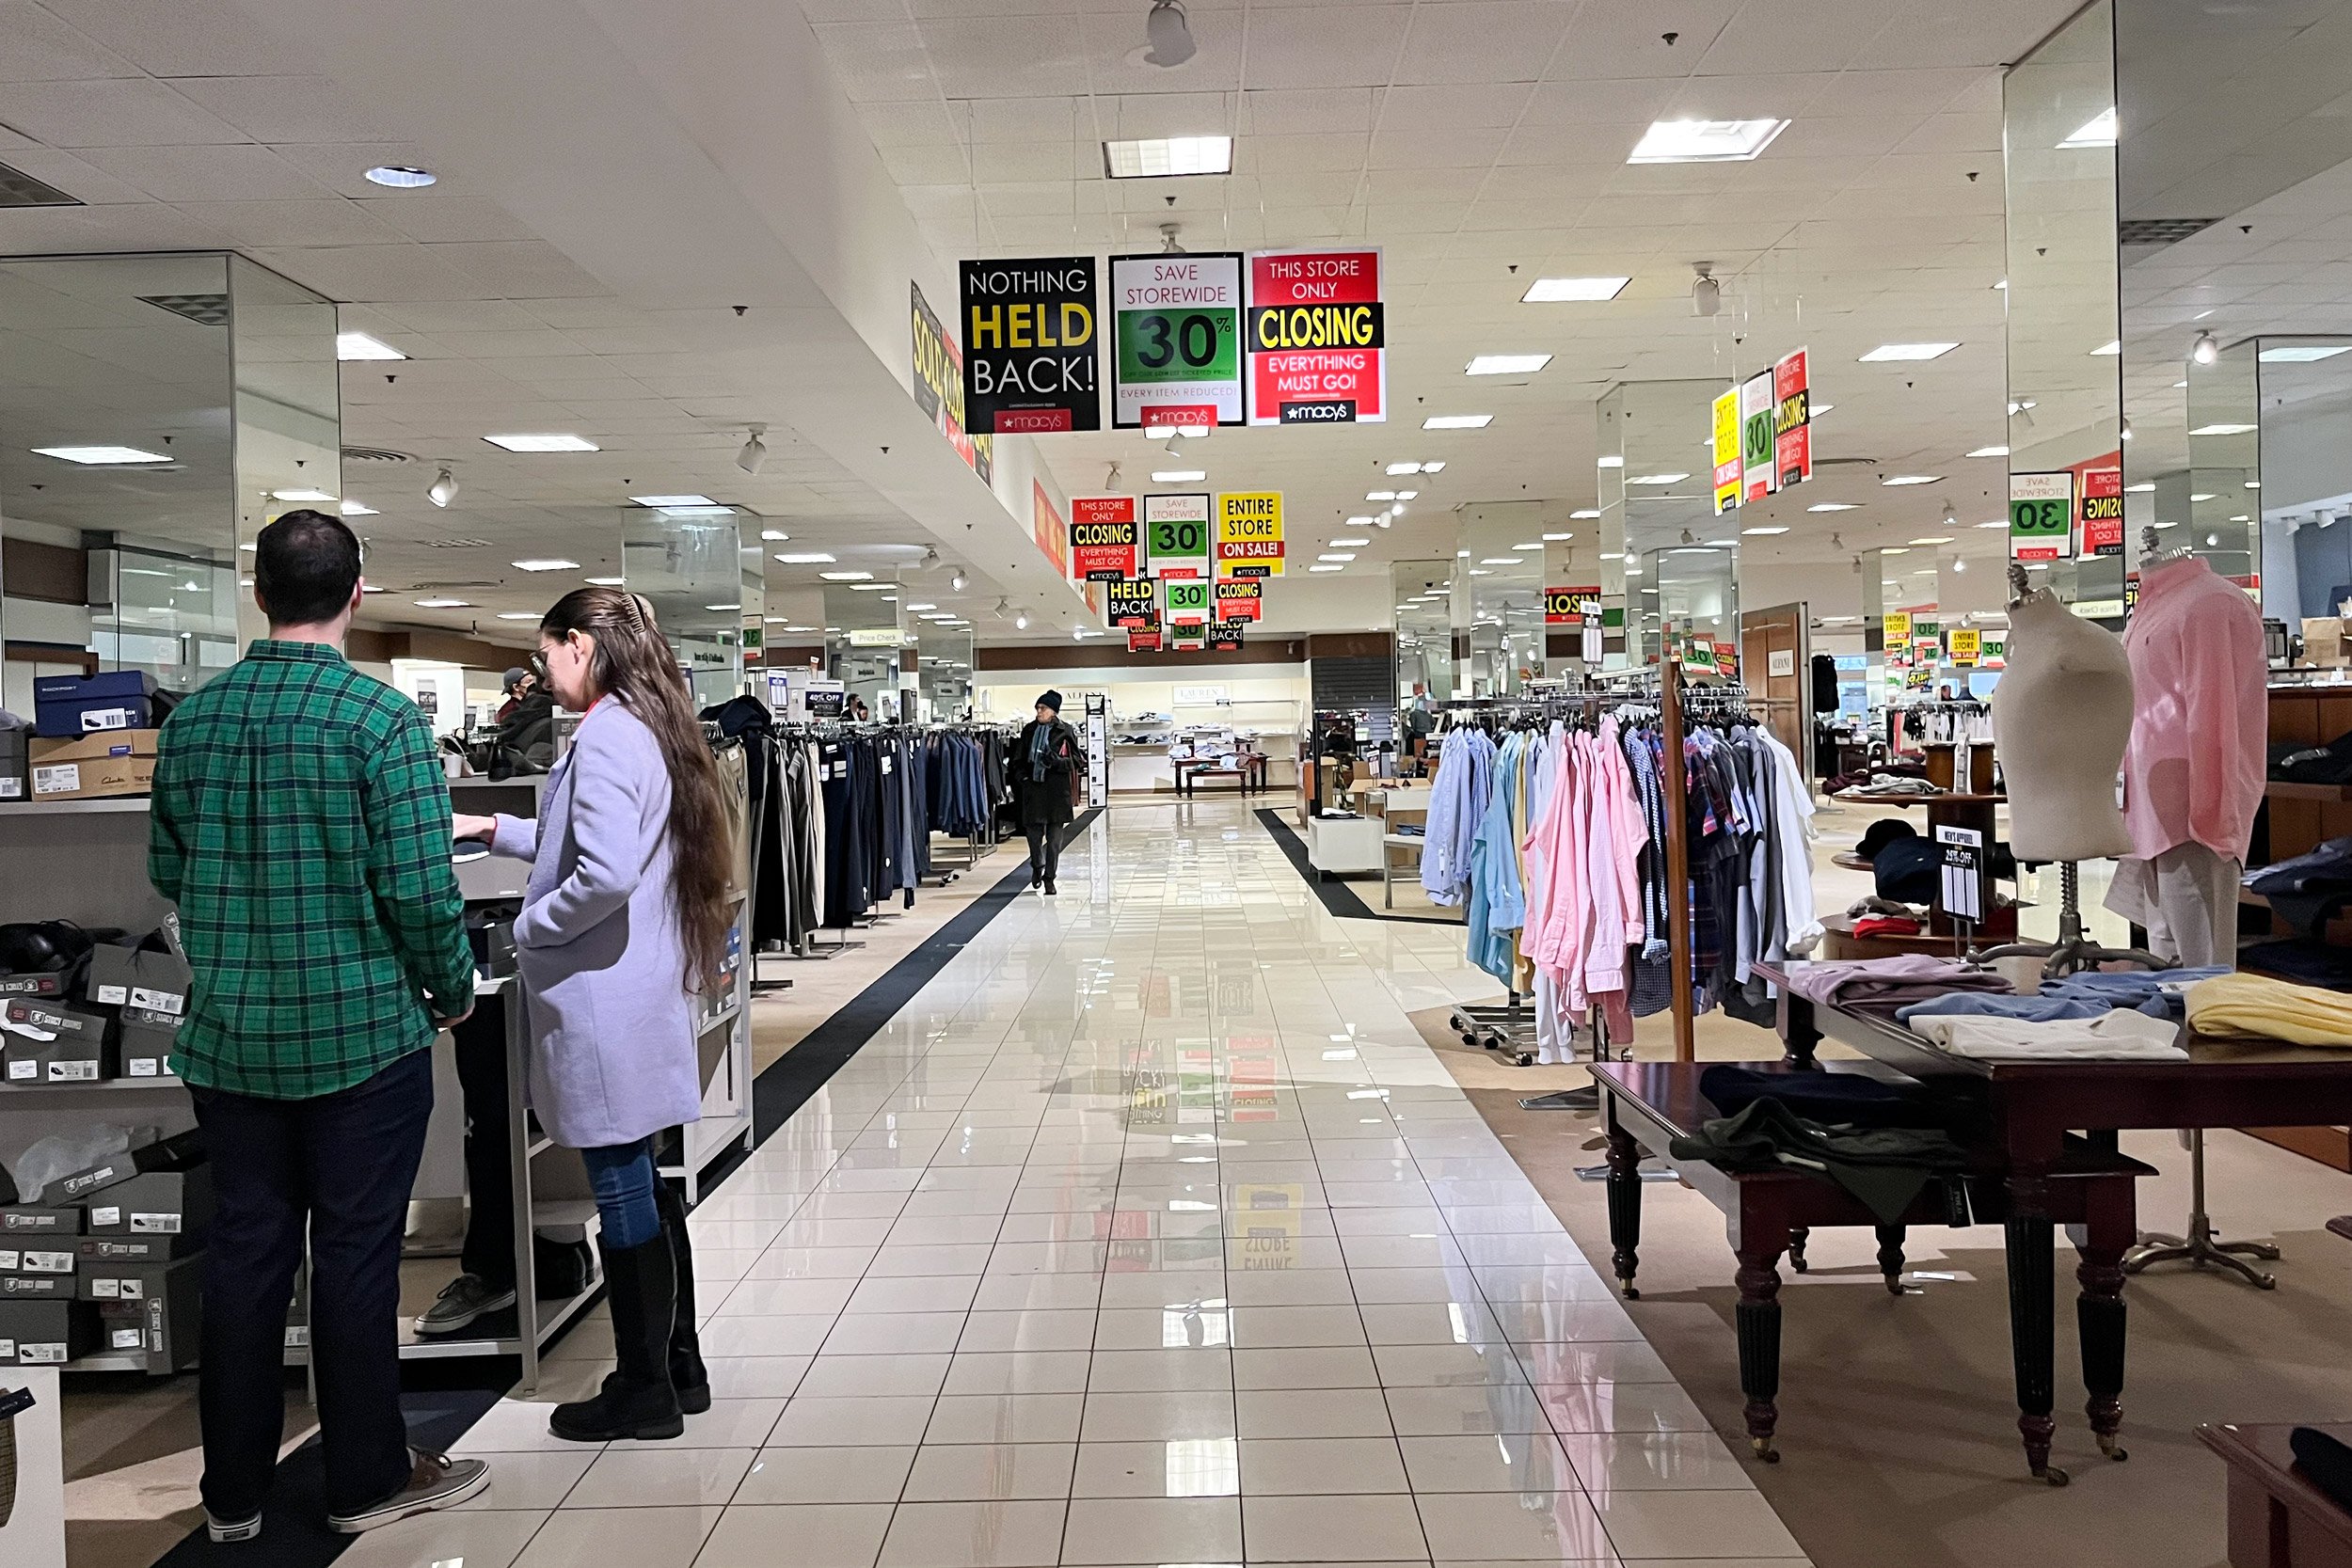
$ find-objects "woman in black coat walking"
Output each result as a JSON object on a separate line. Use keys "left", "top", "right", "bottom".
{"left": 1012, "top": 689, "right": 1087, "bottom": 893}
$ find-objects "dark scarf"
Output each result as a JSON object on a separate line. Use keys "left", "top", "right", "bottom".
{"left": 1028, "top": 721, "right": 1054, "bottom": 782}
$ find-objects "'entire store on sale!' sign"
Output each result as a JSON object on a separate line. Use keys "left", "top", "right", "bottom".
{"left": 1247, "top": 248, "right": 1384, "bottom": 426}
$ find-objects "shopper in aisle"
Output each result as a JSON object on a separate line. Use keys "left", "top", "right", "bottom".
{"left": 451, "top": 586, "right": 726, "bottom": 1442}
{"left": 148, "top": 510, "right": 488, "bottom": 1541}
{"left": 1012, "top": 689, "right": 1086, "bottom": 894}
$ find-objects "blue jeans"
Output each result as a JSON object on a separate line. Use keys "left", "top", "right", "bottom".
{"left": 580, "top": 1138, "right": 660, "bottom": 1249}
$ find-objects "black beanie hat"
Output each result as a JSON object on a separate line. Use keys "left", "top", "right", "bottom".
{"left": 1037, "top": 689, "right": 1063, "bottom": 713}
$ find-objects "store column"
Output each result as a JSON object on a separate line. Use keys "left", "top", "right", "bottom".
{"left": 1597, "top": 381, "right": 1737, "bottom": 672}
{"left": 623, "top": 506, "right": 744, "bottom": 705}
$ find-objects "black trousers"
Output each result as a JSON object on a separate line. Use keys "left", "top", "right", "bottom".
{"left": 1025, "top": 820, "right": 1063, "bottom": 883}
{"left": 450, "top": 997, "right": 516, "bottom": 1291}
{"left": 190, "top": 1048, "right": 435, "bottom": 1521}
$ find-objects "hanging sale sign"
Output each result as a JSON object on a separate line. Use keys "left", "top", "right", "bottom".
{"left": 1247, "top": 247, "right": 1385, "bottom": 425}
{"left": 1215, "top": 491, "right": 1285, "bottom": 578}
{"left": 1883, "top": 610, "right": 1913, "bottom": 646}
{"left": 960, "top": 256, "right": 1100, "bottom": 433}
{"left": 2078, "top": 467, "right": 2124, "bottom": 558}
{"left": 910, "top": 282, "right": 993, "bottom": 484}
{"left": 1145, "top": 494, "right": 1212, "bottom": 579}
{"left": 1106, "top": 577, "right": 1159, "bottom": 628}
{"left": 1208, "top": 622, "right": 1247, "bottom": 653}
{"left": 1948, "top": 626, "right": 1981, "bottom": 667}
{"left": 1215, "top": 579, "right": 1263, "bottom": 623}
{"left": 1711, "top": 387, "right": 1742, "bottom": 515}
{"left": 1127, "top": 626, "right": 1163, "bottom": 654}
{"left": 1740, "top": 371, "right": 1776, "bottom": 503}
{"left": 1110, "top": 252, "right": 1245, "bottom": 430}
{"left": 1165, "top": 578, "right": 1212, "bottom": 625}
{"left": 1543, "top": 585, "right": 1601, "bottom": 625}
{"left": 1169, "top": 621, "right": 1206, "bottom": 651}
{"left": 2010, "top": 471, "right": 2075, "bottom": 561}
{"left": 1772, "top": 348, "right": 1812, "bottom": 490}
{"left": 1069, "top": 496, "right": 1140, "bottom": 582}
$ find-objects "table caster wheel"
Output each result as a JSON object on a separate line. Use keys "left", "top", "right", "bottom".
{"left": 2098, "top": 1435, "right": 2128, "bottom": 1462}
{"left": 1751, "top": 1439, "right": 1779, "bottom": 1464}
{"left": 2033, "top": 1465, "right": 2071, "bottom": 1487}
{"left": 1617, "top": 1282, "right": 1640, "bottom": 1301}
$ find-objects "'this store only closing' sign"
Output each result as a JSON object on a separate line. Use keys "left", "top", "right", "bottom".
{"left": 1068, "top": 496, "right": 1140, "bottom": 582}
{"left": 961, "top": 257, "right": 1101, "bottom": 434}
{"left": 1247, "top": 248, "right": 1384, "bottom": 426}
{"left": 1215, "top": 492, "right": 1286, "bottom": 578}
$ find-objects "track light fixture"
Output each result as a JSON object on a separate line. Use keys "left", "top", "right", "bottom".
{"left": 1014, "top": 607, "right": 1030, "bottom": 630}
{"left": 738, "top": 423, "right": 770, "bottom": 475}
{"left": 950, "top": 567, "right": 969, "bottom": 592}
{"left": 1941, "top": 500, "right": 1959, "bottom": 528}
{"left": 427, "top": 467, "right": 457, "bottom": 508}
{"left": 1143, "top": 0, "right": 1195, "bottom": 67}
{"left": 1692, "top": 263, "right": 1721, "bottom": 319}
{"left": 2192, "top": 330, "right": 2219, "bottom": 367}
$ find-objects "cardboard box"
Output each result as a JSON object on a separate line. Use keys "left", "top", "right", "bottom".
{"left": 87, "top": 942, "right": 191, "bottom": 1019}
{"left": 0, "top": 726, "right": 26, "bottom": 801}
{"left": 117, "top": 1008, "right": 181, "bottom": 1082}
{"left": 2305, "top": 617, "right": 2347, "bottom": 667}
{"left": 51, "top": 1128, "right": 205, "bottom": 1205}
{"left": 31, "top": 671, "right": 156, "bottom": 739}
{"left": 25, "top": 729, "right": 159, "bottom": 801}
{"left": 0, "top": 1274, "right": 72, "bottom": 1300}
{"left": 78, "top": 1230, "right": 200, "bottom": 1264}
{"left": 83, "top": 1168, "right": 214, "bottom": 1243}
{"left": 0, "top": 1245, "right": 74, "bottom": 1277}
{"left": 0, "top": 1298, "right": 99, "bottom": 1364}
{"left": 0, "top": 1209, "right": 80, "bottom": 1239}
{"left": 94, "top": 1256, "right": 200, "bottom": 1370}
{"left": 2, "top": 999, "right": 119, "bottom": 1085}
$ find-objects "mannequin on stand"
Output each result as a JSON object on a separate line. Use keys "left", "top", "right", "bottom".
{"left": 2109, "top": 527, "right": 2276, "bottom": 1287}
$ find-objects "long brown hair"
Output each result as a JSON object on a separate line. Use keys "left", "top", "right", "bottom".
{"left": 540, "top": 587, "right": 731, "bottom": 990}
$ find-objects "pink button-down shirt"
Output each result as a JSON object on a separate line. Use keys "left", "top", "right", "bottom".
{"left": 2119, "top": 557, "right": 2267, "bottom": 862}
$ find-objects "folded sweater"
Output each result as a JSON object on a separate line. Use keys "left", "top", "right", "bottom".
{"left": 1910, "top": 1008, "right": 2187, "bottom": 1061}
{"left": 2186, "top": 972, "right": 2352, "bottom": 1047}
{"left": 2041, "top": 966, "right": 2229, "bottom": 1021}
{"left": 1895, "top": 993, "right": 2116, "bottom": 1025}
{"left": 1783, "top": 956, "right": 2012, "bottom": 1018}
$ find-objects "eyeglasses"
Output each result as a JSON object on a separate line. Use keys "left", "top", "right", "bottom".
{"left": 529, "top": 650, "right": 551, "bottom": 682}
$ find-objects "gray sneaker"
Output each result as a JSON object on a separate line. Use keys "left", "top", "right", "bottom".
{"left": 414, "top": 1275, "right": 517, "bottom": 1338}
{"left": 327, "top": 1449, "right": 488, "bottom": 1534}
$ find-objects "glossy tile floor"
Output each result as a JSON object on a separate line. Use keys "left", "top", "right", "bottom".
{"left": 346, "top": 801, "right": 1810, "bottom": 1568}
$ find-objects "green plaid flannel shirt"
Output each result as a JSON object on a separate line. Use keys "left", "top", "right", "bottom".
{"left": 150, "top": 640, "right": 474, "bottom": 1099}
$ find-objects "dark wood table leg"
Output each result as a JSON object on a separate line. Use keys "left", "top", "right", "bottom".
{"left": 2006, "top": 1166, "right": 2068, "bottom": 1485}
{"left": 2077, "top": 1176, "right": 2133, "bottom": 1463}
{"left": 1777, "top": 990, "right": 1821, "bottom": 1069}
{"left": 1788, "top": 1227, "right": 1810, "bottom": 1273}
{"left": 1604, "top": 1126, "right": 1643, "bottom": 1299}
{"left": 1734, "top": 1223, "right": 1789, "bottom": 1463}
{"left": 1876, "top": 1224, "right": 1908, "bottom": 1294}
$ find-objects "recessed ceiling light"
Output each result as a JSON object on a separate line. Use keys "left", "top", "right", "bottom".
{"left": 1628, "top": 119, "right": 1788, "bottom": 164}
{"left": 1881, "top": 546, "right": 1911, "bottom": 555}
{"left": 1882, "top": 474, "right": 1941, "bottom": 486}
{"left": 775, "top": 552, "right": 836, "bottom": 563}
{"left": 2058, "top": 106, "right": 2117, "bottom": 149}
{"left": 2259, "top": 344, "right": 2352, "bottom": 362}
{"left": 1421, "top": 461, "right": 1444, "bottom": 473}
{"left": 1808, "top": 502, "right": 1859, "bottom": 512}
{"left": 1466, "top": 568, "right": 1490, "bottom": 577}
{"left": 819, "top": 570, "right": 873, "bottom": 580}
{"left": 271, "top": 487, "right": 336, "bottom": 502}
{"left": 1103, "top": 135, "right": 1232, "bottom": 179}
{"left": 1345, "top": 515, "right": 1381, "bottom": 527}
{"left": 1570, "top": 509, "right": 1601, "bottom": 519}
{"left": 1422, "top": 415, "right": 1492, "bottom": 430}
{"left": 483, "top": 433, "right": 598, "bottom": 452}
{"left": 1627, "top": 472, "right": 1689, "bottom": 484}
{"left": 1811, "top": 403, "right": 1833, "bottom": 416}
{"left": 1330, "top": 537, "right": 1371, "bottom": 547}
{"left": 1385, "top": 462, "right": 1422, "bottom": 475}
{"left": 2190, "top": 422, "right": 2257, "bottom": 436}
{"left": 364, "top": 165, "right": 437, "bottom": 188}
{"left": 335, "top": 330, "right": 405, "bottom": 361}
{"left": 496, "top": 611, "right": 540, "bottom": 621}
{"left": 511, "top": 558, "right": 579, "bottom": 572}
{"left": 1310, "top": 564, "right": 1345, "bottom": 573}
{"left": 632, "top": 494, "right": 716, "bottom": 508}
{"left": 2090, "top": 340, "right": 2121, "bottom": 356}
{"left": 33, "top": 444, "right": 169, "bottom": 464}
{"left": 1320, "top": 553, "right": 1358, "bottom": 562}
{"left": 1965, "top": 445, "right": 2010, "bottom": 458}
{"left": 2124, "top": 482, "right": 2154, "bottom": 493}
{"left": 584, "top": 576, "right": 626, "bottom": 586}
{"left": 760, "top": 529, "right": 790, "bottom": 542}
{"left": 1512, "top": 541, "right": 1544, "bottom": 550}
{"left": 413, "top": 596, "right": 469, "bottom": 609}
{"left": 1478, "top": 557, "right": 1523, "bottom": 565}
{"left": 705, "top": 602, "right": 741, "bottom": 612}
{"left": 1456, "top": 549, "right": 1471, "bottom": 558}
{"left": 850, "top": 581, "right": 894, "bottom": 591}
{"left": 1152, "top": 468, "right": 1206, "bottom": 483}
{"left": 1741, "top": 525, "right": 1789, "bottom": 535}
{"left": 1975, "top": 518, "right": 2009, "bottom": 529}
{"left": 904, "top": 602, "right": 937, "bottom": 611}
{"left": 1596, "top": 454, "right": 1623, "bottom": 468}
{"left": 2189, "top": 492, "right": 2217, "bottom": 501}
{"left": 1537, "top": 531, "right": 1570, "bottom": 542}
{"left": 1466, "top": 354, "right": 1551, "bottom": 376}
{"left": 1366, "top": 491, "right": 1397, "bottom": 501}
{"left": 1522, "top": 276, "right": 1629, "bottom": 302}
{"left": 1600, "top": 551, "right": 1623, "bottom": 561}
{"left": 1859, "top": 343, "right": 1958, "bottom": 361}
{"left": 2247, "top": 480, "right": 2263, "bottom": 488}
{"left": 339, "top": 499, "right": 378, "bottom": 516}
{"left": 654, "top": 505, "right": 737, "bottom": 517}
{"left": 1908, "top": 535, "right": 1953, "bottom": 546}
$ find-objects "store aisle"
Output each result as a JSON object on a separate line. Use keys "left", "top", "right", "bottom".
{"left": 355, "top": 800, "right": 1808, "bottom": 1568}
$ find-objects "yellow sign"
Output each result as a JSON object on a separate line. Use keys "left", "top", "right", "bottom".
{"left": 1883, "top": 610, "right": 1912, "bottom": 646}
{"left": 1948, "top": 626, "right": 1980, "bottom": 667}
{"left": 1215, "top": 491, "right": 1285, "bottom": 578}
{"left": 1711, "top": 387, "right": 1742, "bottom": 515}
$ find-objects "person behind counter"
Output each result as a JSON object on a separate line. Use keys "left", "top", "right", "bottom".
{"left": 452, "top": 586, "right": 726, "bottom": 1442}
{"left": 1012, "top": 689, "right": 1086, "bottom": 894}
{"left": 150, "top": 509, "right": 488, "bottom": 1540}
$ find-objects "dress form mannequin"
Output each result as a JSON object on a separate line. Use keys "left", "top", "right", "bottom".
{"left": 1993, "top": 587, "right": 2136, "bottom": 861}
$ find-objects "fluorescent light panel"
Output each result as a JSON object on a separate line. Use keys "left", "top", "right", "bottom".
{"left": 1741, "top": 526, "right": 1789, "bottom": 535}
{"left": 2258, "top": 345, "right": 2352, "bottom": 362}
{"left": 775, "top": 552, "right": 835, "bottom": 563}
{"left": 1465, "top": 354, "right": 1551, "bottom": 375}
{"left": 1859, "top": 342, "right": 1957, "bottom": 361}
{"left": 1152, "top": 468, "right": 1206, "bottom": 483}
{"left": 1629, "top": 118, "right": 1788, "bottom": 164}
{"left": 482, "top": 434, "right": 598, "bottom": 451}
{"left": 1522, "top": 276, "right": 1629, "bottom": 302}
{"left": 1882, "top": 474, "right": 1942, "bottom": 486}
{"left": 336, "top": 331, "right": 405, "bottom": 361}
{"left": 1103, "top": 136, "right": 1232, "bottom": 179}
{"left": 1422, "top": 414, "right": 1492, "bottom": 430}
{"left": 2060, "top": 106, "right": 2118, "bottom": 149}
{"left": 1966, "top": 445, "right": 2010, "bottom": 458}
{"left": 512, "top": 558, "right": 578, "bottom": 572}
{"left": 1626, "top": 472, "right": 1689, "bottom": 485}
{"left": 632, "top": 494, "right": 715, "bottom": 508}
{"left": 818, "top": 570, "right": 872, "bottom": 580}
{"left": 33, "top": 444, "right": 168, "bottom": 464}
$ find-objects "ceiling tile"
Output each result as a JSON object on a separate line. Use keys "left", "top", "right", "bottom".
{"left": 171, "top": 198, "right": 404, "bottom": 247}
{"left": 1376, "top": 83, "right": 1530, "bottom": 132}
{"left": 0, "top": 76, "right": 246, "bottom": 148}
{"left": 431, "top": 241, "right": 612, "bottom": 299}
{"left": 39, "top": 0, "right": 319, "bottom": 76}
{"left": 1240, "top": 87, "right": 1375, "bottom": 136}
{"left": 1550, "top": 0, "right": 1741, "bottom": 81}
{"left": 1391, "top": 2, "right": 1571, "bottom": 87}
{"left": 0, "top": 2, "right": 139, "bottom": 82}
{"left": 355, "top": 195, "right": 542, "bottom": 244}
{"left": 1241, "top": 6, "right": 1412, "bottom": 91}
{"left": 810, "top": 21, "right": 938, "bottom": 102}
{"left": 76, "top": 143, "right": 335, "bottom": 200}
{"left": 914, "top": 15, "right": 1087, "bottom": 100}
{"left": 1366, "top": 126, "right": 1508, "bottom": 170}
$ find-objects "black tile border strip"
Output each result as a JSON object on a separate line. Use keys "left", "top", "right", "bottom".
{"left": 1252, "top": 807, "right": 1462, "bottom": 927}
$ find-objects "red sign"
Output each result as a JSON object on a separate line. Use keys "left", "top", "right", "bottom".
{"left": 1030, "top": 483, "right": 1068, "bottom": 578}
{"left": 2078, "top": 467, "right": 2123, "bottom": 557}
{"left": 1247, "top": 248, "right": 1385, "bottom": 426}
{"left": 1127, "top": 626, "right": 1162, "bottom": 653}
{"left": 1214, "top": 579, "right": 1263, "bottom": 623}
{"left": 1772, "top": 348, "right": 1812, "bottom": 490}
{"left": 1141, "top": 404, "right": 1218, "bottom": 433}
{"left": 1070, "top": 496, "right": 1141, "bottom": 582}
{"left": 1543, "top": 584, "right": 1600, "bottom": 626}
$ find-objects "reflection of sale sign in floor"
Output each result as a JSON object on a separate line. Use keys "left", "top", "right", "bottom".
{"left": 2079, "top": 467, "right": 2123, "bottom": 557}
{"left": 1069, "top": 496, "right": 1140, "bottom": 582}
{"left": 1107, "top": 577, "right": 1159, "bottom": 627}
{"left": 1145, "top": 494, "right": 1211, "bottom": 579}
{"left": 1247, "top": 248, "right": 1384, "bottom": 426}
{"left": 1112, "top": 253, "right": 1244, "bottom": 429}
{"left": 1215, "top": 579, "right": 1262, "bottom": 623}
{"left": 2010, "top": 471, "right": 2074, "bottom": 561}
{"left": 1216, "top": 491, "right": 1285, "bottom": 578}
{"left": 1165, "top": 579, "right": 1212, "bottom": 625}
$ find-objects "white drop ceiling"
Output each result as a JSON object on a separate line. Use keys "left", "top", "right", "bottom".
{"left": 0, "top": 0, "right": 2220, "bottom": 648}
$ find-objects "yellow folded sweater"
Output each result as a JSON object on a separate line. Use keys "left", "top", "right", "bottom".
{"left": 2185, "top": 972, "right": 2352, "bottom": 1047}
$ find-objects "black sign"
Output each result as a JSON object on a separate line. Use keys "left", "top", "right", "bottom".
{"left": 961, "top": 256, "right": 1101, "bottom": 434}
{"left": 804, "top": 689, "right": 847, "bottom": 719}
{"left": 1208, "top": 621, "right": 1247, "bottom": 652}
{"left": 1107, "top": 577, "right": 1159, "bottom": 628}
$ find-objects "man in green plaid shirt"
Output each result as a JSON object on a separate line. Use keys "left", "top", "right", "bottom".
{"left": 149, "top": 511, "right": 490, "bottom": 1541}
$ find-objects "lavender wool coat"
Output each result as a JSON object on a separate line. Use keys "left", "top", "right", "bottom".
{"left": 489, "top": 695, "right": 702, "bottom": 1149}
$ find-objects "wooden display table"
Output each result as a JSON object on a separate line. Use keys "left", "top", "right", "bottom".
{"left": 2199, "top": 1421, "right": 2352, "bottom": 1567}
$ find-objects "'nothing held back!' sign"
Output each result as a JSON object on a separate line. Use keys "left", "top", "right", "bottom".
{"left": 961, "top": 257, "right": 1100, "bottom": 434}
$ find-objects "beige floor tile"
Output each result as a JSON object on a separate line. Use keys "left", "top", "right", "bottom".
{"left": 1397, "top": 1433, "right": 1579, "bottom": 1493}
{"left": 513, "top": 1505, "right": 723, "bottom": 1568}
{"left": 942, "top": 1349, "right": 1095, "bottom": 1395}
{"left": 1241, "top": 1493, "right": 1430, "bottom": 1561}
{"left": 1234, "top": 1386, "right": 1394, "bottom": 1440}
{"left": 1589, "top": 1488, "right": 1807, "bottom": 1560}
{"left": 733, "top": 1444, "right": 917, "bottom": 1504}
{"left": 1232, "top": 1344, "right": 1381, "bottom": 1389}
{"left": 876, "top": 1498, "right": 1070, "bottom": 1568}
{"left": 1556, "top": 1432, "right": 1757, "bottom": 1493}
{"left": 453, "top": 1449, "right": 594, "bottom": 1512}
{"left": 575, "top": 1446, "right": 755, "bottom": 1507}
{"left": 1070, "top": 1437, "right": 1241, "bottom": 1498}
{"left": 797, "top": 1352, "right": 955, "bottom": 1398}
{"left": 1237, "top": 1436, "right": 1409, "bottom": 1495}
{"left": 926, "top": 1392, "right": 1088, "bottom": 1445}
{"left": 768, "top": 1395, "right": 938, "bottom": 1447}
{"left": 902, "top": 1442, "right": 1078, "bottom": 1501}
{"left": 691, "top": 1503, "right": 896, "bottom": 1568}
{"left": 1412, "top": 1492, "right": 1613, "bottom": 1561}
{"left": 331, "top": 1506, "right": 548, "bottom": 1568}
{"left": 1061, "top": 1495, "right": 1244, "bottom": 1564}
{"left": 1079, "top": 1389, "right": 1238, "bottom": 1442}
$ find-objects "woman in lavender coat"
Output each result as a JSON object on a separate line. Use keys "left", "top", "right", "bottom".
{"left": 453, "top": 587, "right": 731, "bottom": 1444}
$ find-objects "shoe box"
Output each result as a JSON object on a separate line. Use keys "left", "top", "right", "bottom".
{"left": 83, "top": 1168, "right": 214, "bottom": 1244}
{"left": 0, "top": 1209, "right": 81, "bottom": 1242}
{"left": 0, "top": 725, "right": 26, "bottom": 801}
{"left": 84, "top": 1255, "right": 200, "bottom": 1371}
{"left": 0, "top": 1239, "right": 75, "bottom": 1299}
{"left": 52, "top": 1129, "right": 205, "bottom": 1205}
{"left": 2, "top": 997, "right": 119, "bottom": 1085}
{"left": 0, "top": 1298, "right": 99, "bottom": 1365}
{"left": 25, "top": 729, "right": 161, "bottom": 801}
{"left": 31, "top": 671, "right": 158, "bottom": 738}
